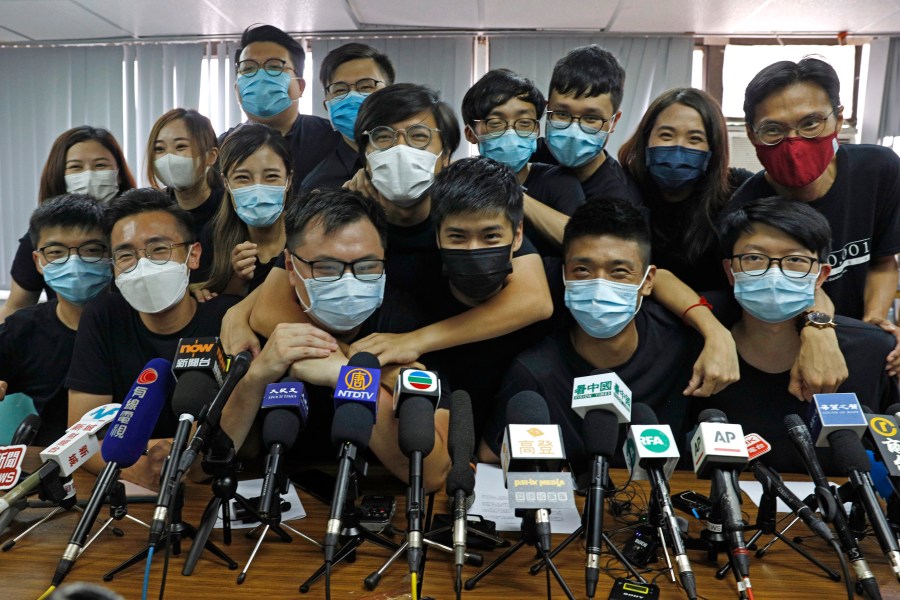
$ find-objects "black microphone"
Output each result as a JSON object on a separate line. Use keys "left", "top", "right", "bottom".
{"left": 446, "top": 390, "right": 476, "bottom": 578}
{"left": 747, "top": 459, "right": 834, "bottom": 543}
{"left": 148, "top": 370, "right": 216, "bottom": 546}
{"left": 11, "top": 413, "right": 41, "bottom": 446}
{"left": 177, "top": 350, "right": 252, "bottom": 474}
{"left": 258, "top": 379, "right": 307, "bottom": 518}
{"left": 629, "top": 403, "right": 696, "bottom": 600}
{"left": 830, "top": 429, "right": 900, "bottom": 582}
{"left": 785, "top": 414, "right": 881, "bottom": 599}
{"left": 399, "top": 396, "right": 435, "bottom": 579}
{"left": 583, "top": 408, "right": 619, "bottom": 600}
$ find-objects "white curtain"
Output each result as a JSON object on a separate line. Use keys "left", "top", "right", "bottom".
{"left": 488, "top": 36, "right": 694, "bottom": 158}
{"left": 310, "top": 36, "right": 473, "bottom": 159}
{"left": 878, "top": 38, "right": 900, "bottom": 142}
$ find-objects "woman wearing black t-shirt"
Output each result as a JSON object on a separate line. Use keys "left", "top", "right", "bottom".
{"left": 1, "top": 126, "right": 135, "bottom": 322}
{"left": 146, "top": 108, "right": 223, "bottom": 287}
{"left": 619, "top": 88, "right": 752, "bottom": 292}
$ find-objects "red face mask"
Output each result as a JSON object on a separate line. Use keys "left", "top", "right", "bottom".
{"left": 754, "top": 131, "right": 838, "bottom": 188}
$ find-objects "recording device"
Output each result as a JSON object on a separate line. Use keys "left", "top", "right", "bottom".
{"left": 785, "top": 414, "right": 881, "bottom": 599}
{"left": 671, "top": 491, "right": 712, "bottom": 521}
{"left": 393, "top": 368, "right": 440, "bottom": 415}
{"left": 52, "top": 358, "right": 172, "bottom": 588}
{"left": 398, "top": 395, "right": 435, "bottom": 578}
{"left": 445, "top": 389, "right": 476, "bottom": 579}
{"left": 622, "top": 525, "right": 659, "bottom": 568}
{"left": 359, "top": 495, "right": 396, "bottom": 533}
{"left": 259, "top": 378, "right": 308, "bottom": 519}
{"left": 626, "top": 403, "right": 696, "bottom": 600}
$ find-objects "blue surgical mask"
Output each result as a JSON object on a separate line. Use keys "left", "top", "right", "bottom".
{"left": 564, "top": 269, "right": 649, "bottom": 339}
{"left": 42, "top": 257, "right": 112, "bottom": 305}
{"left": 230, "top": 184, "right": 286, "bottom": 228}
{"left": 645, "top": 145, "right": 711, "bottom": 191}
{"left": 477, "top": 130, "right": 537, "bottom": 173}
{"left": 237, "top": 72, "right": 295, "bottom": 118}
{"left": 545, "top": 126, "right": 608, "bottom": 168}
{"left": 326, "top": 91, "right": 368, "bottom": 140}
{"left": 290, "top": 255, "right": 386, "bottom": 332}
{"left": 732, "top": 269, "right": 817, "bottom": 323}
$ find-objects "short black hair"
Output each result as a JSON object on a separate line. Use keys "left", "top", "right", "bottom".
{"left": 318, "top": 43, "right": 396, "bottom": 89}
{"left": 285, "top": 188, "right": 388, "bottom": 250}
{"left": 549, "top": 45, "right": 626, "bottom": 111}
{"left": 354, "top": 83, "right": 461, "bottom": 161}
{"left": 430, "top": 156, "right": 523, "bottom": 229}
{"left": 743, "top": 57, "right": 841, "bottom": 126}
{"left": 236, "top": 24, "right": 305, "bottom": 76}
{"left": 563, "top": 198, "right": 651, "bottom": 268}
{"left": 718, "top": 196, "right": 832, "bottom": 262}
{"left": 461, "top": 69, "right": 546, "bottom": 126}
{"left": 29, "top": 194, "right": 106, "bottom": 248}
{"left": 103, "top": 188, "right": 194, "bottom": 243}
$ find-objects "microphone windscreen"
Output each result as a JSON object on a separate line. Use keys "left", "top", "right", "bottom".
{"left": 101, "top": 358, "right": 173, "bottom": 467}
{"left": 698, "top": 408, "right": 728, "bottom": 424}
{"left": 348, "top": 351, "right": 381, "bottom": 369}
{"left": 12, "top": 413, "right": 41, "bottom": 446}
{"left": 448, "top": 390, "right": 475, "bottom": 462}
{"left": 784, "top": 413, "right": 805, "bottom": 430}
{"left": 171, "top": 370, "right": 219, "bottom": 417}
{"left": 332, "top": 402, "right": 375, "bottom": 449}
{"left": 582, "top": 409, "right": 619, "bottom": 457}
{"left": 506, "top": 391, "right": 550, "bottom": 425}
{"left": 399, "top": 396, "right": 435, "bottom": 456}
{"left": 630, "top": 403, "right": 659, "bottom": 426}
{"left": 830, "top": 429, "right": 871, "bottom": 474}
{"left": 861, "top": 405, "right": 875, "bottom": 415}
{"left": 886, "top": 403, "right": 900, "bottom": 415}
{"left": 263, "top": 408, "right": 302, "bottom": 449}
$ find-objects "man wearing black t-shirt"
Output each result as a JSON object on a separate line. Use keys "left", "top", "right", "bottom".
{"left": 0, "top": 195, "right": 112, "bottom": 445}
{"left": 705, "top": 197, "right": 899, "bottom": 475}
{"left": 480, "top": 198, "right": 702, "bottom": 472}
{"left": 461, "top": 69, "right": 585, "bottom": 257}
{"left": 67, "top": 189, "right": 237, "bottom": 489}
{"left": 223, "top": 24, "right": 341, "bottom": 188}
{"left": 221, "top": 189, "right": 451, "bottom": 491}
{"left": 729, "top": 58, "right": 900, "bottom": 347}
{"left": 300, "top": 43, "right": 395, "bottom": 194}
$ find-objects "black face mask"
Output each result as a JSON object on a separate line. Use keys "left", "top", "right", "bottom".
{"left": 440, "top": 245, "right": 513, "bottom": 301}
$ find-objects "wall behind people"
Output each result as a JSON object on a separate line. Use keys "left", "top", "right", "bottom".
{"left": 310, "top": 36, "right": 472, "bottom": 159}
{"left": 489, "top": 35, "right": 693, "bottom": 157}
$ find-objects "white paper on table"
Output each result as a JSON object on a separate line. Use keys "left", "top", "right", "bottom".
{"left": 469, "top": 463, "right": 582, "bottom": 533}
{"left": 122, "top": 480, "right": 156, "bottom": 498}
{"left": 214, "top": 478, "right": 306, "bottom": 529}
{"left": 740, "top": 480, "right": 851, "bottom": 514}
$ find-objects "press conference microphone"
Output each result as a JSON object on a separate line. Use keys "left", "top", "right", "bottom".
{"left": 324, "top": 352, "right": 381, "bottom": 563}
{"left": 258, "top": 378, "right": 308, "bottom": 518}
{"left": 11, "top": 413, "right": 41, "bottom": 446}
{"left": 446, "top": 390, "right": 476, "bottom": 579}
{"left": 628, "top": 404, "right": 696, "bottom": 600}
{"left": 785, "top": 414, "right": 881, "bottom": 600}
{"left": 830, "top": 429, "right": 900, "bottom": 582}
{"left": 399, "top": 396, "right": 435, "bottom": 579}
{"left": 177, "top": 350, "right": 252, "bottom": 474}
{"left": 582, "top": 408, "right": 618, "bottom": 600}
{"left": 52, "top": 359, "right": 172, "bottom": 588}
{"left": 147, "top": 370, "right": 217, "bottom": 546}
{"left": 393, "top": 368, "right": 441, "bottom": 415}
{"left": 692, "top": 409, "right": 750, "bottom": 596}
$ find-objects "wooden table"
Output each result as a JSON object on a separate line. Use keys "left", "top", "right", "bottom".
{"left": 2, "top": 452, "right": 900, "bottom": 600}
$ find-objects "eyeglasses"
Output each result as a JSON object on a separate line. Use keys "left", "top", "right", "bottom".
{"left": 731, "top": 253, "right": 819, "bottom": 278}
{"left": 364, "top": 125, "right": 441, "bottom": 151}
{"left": 236, "top": 58, "right": 295, "bottom": 78}
{"left": 113, "top": 242, "right": 191, "bottom": 273}
{"left": 38, "top": 242, "right": 109, "bottom": 265}
{"left": 752, "top": 108, "right": 839, "bottom": 146}
{"left": 474, "top": 117, "right": 539, "bottom": 138}
{"left": 545, "top": 110, "right": 611, "bottom": 134}
{"left": 290, "top": 252, "right": 385, "bottom": 282}
{"left": 325, "top": 78, "right": 382, "bottom": 99}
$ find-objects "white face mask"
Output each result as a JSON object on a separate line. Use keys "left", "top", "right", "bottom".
{"left": 155, "top": 154, "right": 202, "bottom": 190}
{"left": 65, "top": 169, "right": 119, "bottom": 202}
{"left": 366, "top": 145, "right": 440, "bottom": 208}
{"left": 115, "top": 250, "right": 192, "bottom": 314}
{"left": 290, "top": 255, "right": 385, "bottom": 332}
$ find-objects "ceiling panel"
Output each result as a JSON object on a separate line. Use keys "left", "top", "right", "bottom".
{"left": 353, "top": 0, "right": 480, "bottom": 29}
{"left": 481, "top": 0, "right": 616, "bottom": 30}
{"left": 78, "top": 0, "right": 238, "bottom": 37}
{"left": 0, "top": 26, "right": 30, "bottom": 42}
{"left": 859, "top": 7, "right": 900, "bottom": 33}
{"left": 612, "top": 0, "right": 770, "bottom": 34}
{"left": 735, "top": 0, "right": 895, "bottom": 34}
{"left": 0, "top": 0, "right": 131, "bottom": 40}
{"left": 204, "top": 0, "right": 357, "bottom": 33}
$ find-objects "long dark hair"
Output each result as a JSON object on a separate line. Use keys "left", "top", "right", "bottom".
{"left": 618, "top": 88, "right": 730, "bottom": 265}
